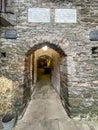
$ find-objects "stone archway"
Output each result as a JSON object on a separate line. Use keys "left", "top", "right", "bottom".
{"left": 23, "top": 33, "right": 69, "bottom": 55}
{"left": 23, "top": 34, "right": 72, "bottom": 115}
{"left": 25, "top": 42, "right": 67, "bottom": 84}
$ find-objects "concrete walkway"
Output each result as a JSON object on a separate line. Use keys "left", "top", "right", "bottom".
{"left": 13, "top": 75, "right": 95, "bottom": 130}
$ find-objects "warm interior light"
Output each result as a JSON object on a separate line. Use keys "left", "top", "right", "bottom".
{"left": 42, "top": 46, "right": 48, "bottom": 51}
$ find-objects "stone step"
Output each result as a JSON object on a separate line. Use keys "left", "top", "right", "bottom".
{"left": 76, "top": 123, "right": 91, "bottom": 130}
{"left": 58, "top": 119, "right": 78, "bottom": 130}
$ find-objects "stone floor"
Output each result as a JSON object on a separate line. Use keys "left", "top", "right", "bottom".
{"left": 13, "top": 75, "right": 97, "bottom": 130}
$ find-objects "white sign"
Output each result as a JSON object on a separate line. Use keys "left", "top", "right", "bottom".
{"left": 55, "top": 9, "right": 77, "bottom": 23}
{"left": 28, "top": 8, "right": 50, "bottom": 23}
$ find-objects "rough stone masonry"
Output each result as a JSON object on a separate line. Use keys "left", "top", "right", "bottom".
{"left": 0, "top": 0, "right": 98, "bottom": 120}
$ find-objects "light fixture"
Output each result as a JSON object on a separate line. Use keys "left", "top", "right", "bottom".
{"left": 42, "top": 46, "right": 48, "bottom": 51}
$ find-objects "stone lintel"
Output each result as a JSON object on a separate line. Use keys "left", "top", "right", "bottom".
{"left": 0, "top": 12, "right": 17, "bottom": 26}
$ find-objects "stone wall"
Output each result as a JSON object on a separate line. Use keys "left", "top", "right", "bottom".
{"left": 60, "top": 56, "right": 70, "bottom": 115}
{"left": 51, "top": 50, "right": 60, "bottom": 94}
{"left": 0, "top": 0, "right": 98, "bottom": 119}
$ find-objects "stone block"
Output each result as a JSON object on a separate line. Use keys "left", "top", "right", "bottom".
{"left": 69, "top": 98, "right": 82, "bottom": 107}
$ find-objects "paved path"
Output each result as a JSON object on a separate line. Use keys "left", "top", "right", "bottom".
{"left": 13, "top": 75, "right": 95, "bottom": 130}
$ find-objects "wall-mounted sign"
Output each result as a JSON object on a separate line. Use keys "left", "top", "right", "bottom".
{"left": 55, "top": 9, "right": 77, "bottom": 23}
{"left": 5, "top": 29, "right": 17, "bottom": 39}
{"left": 28, "top": 8, "right": 50, "bottom": 23}
{"left": 89, "top": 30, "right": 98, "bottom": 41}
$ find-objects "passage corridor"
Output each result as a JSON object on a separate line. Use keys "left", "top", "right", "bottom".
{"left": 13, "top": 75, "right": 94, "bottom": 130}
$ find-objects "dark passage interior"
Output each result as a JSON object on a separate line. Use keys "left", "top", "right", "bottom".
{"left": 37, "top": 55, "right": 52, "bottom": 81}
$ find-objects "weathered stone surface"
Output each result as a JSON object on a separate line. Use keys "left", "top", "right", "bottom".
{"left": 0, "top": 76, "right": 13, "bottom": 115}
{"left": 28, "top": 8, "right": 50, "bottom": 23}
{"left": 55, "top": 9, "right": 77, "bottom": 23}
{"left": 0, "top": 13, "right": 17, "bottom": 26}
{"left": 0, "top": 0, "right": 98, "bottom": 120}
{"left": 89, "top": 30, "right": 98, "bottom": 41}
{"left": 5, "top": 29, "right": 17, "bottom": 39}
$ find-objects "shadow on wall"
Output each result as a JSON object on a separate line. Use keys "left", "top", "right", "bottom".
{"left": 59, "top": 56, "right": 70, "bottom": 116}
{"left": 51, "top": 52, "right": 70, "bottom": 116}
{"left": 23, "top": 56, "right": 32, "bottom": 105}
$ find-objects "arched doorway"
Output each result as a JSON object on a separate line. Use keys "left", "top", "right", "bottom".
{"left": 37, "top": 55, "right": 52, "bottom": 81}
{"left": 24, "top": 42, "right": 69, "bottom": 115}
